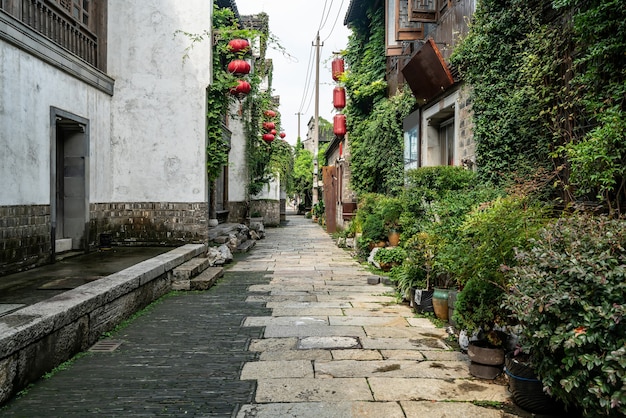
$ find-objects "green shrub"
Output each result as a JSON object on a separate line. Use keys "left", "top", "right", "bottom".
{"left": 454, "top": 195, "right": 549, "bottom": 287}
{"left": 379, "top": 196, "right": 403, "bottom": 233}
{"left": 453, "top": 278, "right": 505, "bottom": 334}
{"left": 362, "top": 212, "right": 386, "bottom": 243}
{"left": 373, "top": 246, "right": 406, "bottom": 265}
{"left": 504, "top": 214, "right": 626, "bottom": 416}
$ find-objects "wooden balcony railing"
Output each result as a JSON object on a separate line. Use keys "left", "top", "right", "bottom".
{"left": 1, "top": 0, "right": 98, "bottom": 68}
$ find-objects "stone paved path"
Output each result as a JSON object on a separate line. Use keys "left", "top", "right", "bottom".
{"left": 234, "top": 216, "right": 518, "bottom": 418}
{"left": 0, "top": 215, "right": 524, "bottom": 417}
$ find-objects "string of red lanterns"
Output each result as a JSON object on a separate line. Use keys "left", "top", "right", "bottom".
{"left": 332, "top": 57, "right": 347, "bottom": 138}
{"left": 228, "top": 39, "right": 252, "bottom": 98}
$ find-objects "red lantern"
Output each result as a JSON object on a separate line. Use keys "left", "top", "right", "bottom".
{"left": 264, "top": 110, "right": 277, "bottom": 118}
{"left": 262, "top": 133, "right": 275, "bottom": 142}
{"left": 229, "top": 80, "right": 251, "bottom": 96}
{"left": 262, "top": 121, "right": 275, "bottom": 131}
{"left": 333, "top": 86, "right": 346, "bottom": 110}
{"left": 228, "top": 39, "right": 250, "bottom": 53}
{"left": 270, "top": 129, "right": 277, "bottom": 135}
{"left": 227, "top": 59, "right": 250, "bottom": 75}
{"left": 332, "top": 58, "right": 345, "bottom": 81}
{"left": 333, "top": 114, "right": 347, "bottom": 136}
{"left": 279, "top": 132, "right": 286, "bottom": 138}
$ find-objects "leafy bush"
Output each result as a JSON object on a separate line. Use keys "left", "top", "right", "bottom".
{"left": 379, "top": 196, "right": 403, "bottom": 232}
{"left": 504, "top": 214, "right": 626, "bottom": 416}
{"left": 453, "top": 278, "right": 505, "bottom": 335}
{"left": 362, "top": 213, "right": 386, "bottom": 243}
{"left": 373, "top": 246, "right": 406, "bottom": 265}
{"left": 457, "top": 196, "right": 549, "bottom": 285}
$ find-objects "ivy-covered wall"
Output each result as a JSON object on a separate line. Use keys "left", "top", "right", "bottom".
{"left": 344, "top": 0, "right": 416, "bottom": 197}
{"left": 451, "top": 0, "right": 626, "bottom": 213}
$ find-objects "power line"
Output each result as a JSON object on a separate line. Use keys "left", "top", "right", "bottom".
{"left": 322, "top": 0, "right": 345, "bottom": 43}
{"left": 317, "top": 0, "right": 329, "bottom": 33}
{"left": 298, "top": 42, "right": 316, "bottom": 114}
{"left": 319, "top": 0, "right": 335, "bottom": 33}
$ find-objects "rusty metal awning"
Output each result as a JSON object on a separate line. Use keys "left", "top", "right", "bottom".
{"left": 402, "top": 38, "right": 455, "bottom": 103}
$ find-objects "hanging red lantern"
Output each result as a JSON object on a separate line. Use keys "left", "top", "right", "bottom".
{"left": 229, "top": 80, "right": 251, "bottom": 96}
{"left": 279, "top": 132, "right": 286, "bottom": 138}
{"left": 264, "top": 110, "right": 277, "bottom": 118}
{"left": 227, "top": 59, "right": 251, "bottom": 75}
{"left": 262, "top": 133, "right": 275, "bottom": 142}
{"left": 334, "top": 114, "right": 347, "bottom": 136}
{"left": 262, "top": 121, "right": 275, "bottom": 131}
{"left": 228, "top": 39, "right": 250, "bottom": 53}
{"left": 270, "top": 129, "right": 277, "bottom": 135}
{"left": 333, "top": 86, "right": 346, "bottom": 110}
{"left": 332, "top": 57, "right": 345, "bottom": 81}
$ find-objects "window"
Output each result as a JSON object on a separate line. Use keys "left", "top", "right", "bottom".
{"left": 404, "top": 126, "right": 419, "bottom": 165}
{"left": 439, "top": 118, "right": 454, "bottom": 166}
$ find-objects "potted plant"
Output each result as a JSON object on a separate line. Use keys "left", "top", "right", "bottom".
{"left": 380, "top": 196, "right": 403, "bottom": 246}
{"left": 389, "top": 263, "right": 427, "bottom": 308}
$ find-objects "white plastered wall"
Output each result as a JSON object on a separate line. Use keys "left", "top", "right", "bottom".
{"left": 106, "top": 0, "right": 212, "bottom": 203}
{"left": 0, "top": 43, "right": 111, "bottom": 206}
{"left": 227, "top": 102, "right": 248, "bottom": 202}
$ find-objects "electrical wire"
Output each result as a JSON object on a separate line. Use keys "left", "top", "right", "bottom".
{"left": 322, "top": 0, "right": 345, "bottom": 43}
{"left": 318, "top": 0, "right": 335, "bottom": 33}
{"left": 297, "top": 42, "right": 316, "bottom": 114}
{"left": 317, "top": 0, "right": 329, "bottom": 32}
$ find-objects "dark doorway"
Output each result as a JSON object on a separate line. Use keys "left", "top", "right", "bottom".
{"left": 51, "top": 108, "right": 89, "bottom": 256}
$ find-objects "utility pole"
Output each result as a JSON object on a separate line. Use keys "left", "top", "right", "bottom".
{"left": 295, "top": 112, "right": 302, "bottom": 141}
{"left": 312, "top": 32, "right": 323, "bottom": 205}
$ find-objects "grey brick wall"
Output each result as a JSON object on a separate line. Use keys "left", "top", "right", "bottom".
{"left": 0, "top": 205, "right": 51, "bottom": 275}
{"left": 89, "top": 202, "right": 209, "bottom": 246}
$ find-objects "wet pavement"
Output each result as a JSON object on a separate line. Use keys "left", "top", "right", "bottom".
{"left": 0, "top": 215, "right": 530, "bottom": 417}
{"left": 0, "top": 247, "right": 170, "bottom": 307}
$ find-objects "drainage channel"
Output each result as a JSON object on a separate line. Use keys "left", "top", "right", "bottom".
{"left": 89, "top": 340, "right": 123, "bottom": 352}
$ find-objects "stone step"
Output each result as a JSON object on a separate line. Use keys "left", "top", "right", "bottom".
{"left": 172, "top": 267, "right": 224, "bottom": 291}
{"left": 237, "top": 239, "right": 256, "bottom": 253}
{"left": 172, "top": 256, "right": 211, "bottom": 281}
{"left": 191, "top": 267, "right": 224, "bottom": 290}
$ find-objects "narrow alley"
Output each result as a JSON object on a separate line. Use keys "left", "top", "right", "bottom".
{"left": 1, "top": 216, "right": 524, "bottom": 417}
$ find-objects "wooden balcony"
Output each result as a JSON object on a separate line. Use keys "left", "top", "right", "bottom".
{"left": 1, "top": 0, "right": 103, "bottom": 70}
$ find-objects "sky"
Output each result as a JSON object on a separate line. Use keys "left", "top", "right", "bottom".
{"left": 235, "top": 0, "right": 352, "bottom": 145}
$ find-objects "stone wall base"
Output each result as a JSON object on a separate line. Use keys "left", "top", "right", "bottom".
{"left": 250, "top": 199, "right": 280, "bottom": 227}
{"left": 0, "top": 205, "right": 51, "bottom": 276}
{"left": 89, "top": 202, "right": 209, "bottom": 247}
{"left": 227, "top": 201, "right": 248, "bottom": 224}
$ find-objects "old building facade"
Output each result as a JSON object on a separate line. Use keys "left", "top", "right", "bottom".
{"left": 0, "top": 0, "right": 212, "bottom": 275}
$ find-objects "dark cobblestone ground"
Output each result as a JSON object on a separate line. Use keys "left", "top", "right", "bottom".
{"left": 0, "top": 269, "right": 272, "bottom": 417}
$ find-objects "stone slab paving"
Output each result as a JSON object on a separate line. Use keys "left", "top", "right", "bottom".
{"left": 1, "top": 215, "right": 529, "bottom": 417}
{"left": 238, "top": 216, "right": 527, "bottom": 418}
{"left": 238, "top": 401, "right": 405, "bottom": 418}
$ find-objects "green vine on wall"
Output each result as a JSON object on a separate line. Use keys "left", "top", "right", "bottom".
{"left": 343, "top": 0, "right": 414, "bottom": 196}
{"left": 179, "top": 6, "right": 294, "bottom": 200}
{"left": 451, "top": 0, "right": 626, "bottom": 214}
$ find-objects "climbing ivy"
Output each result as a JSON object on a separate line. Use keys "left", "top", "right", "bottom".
{"left": 350, "top": 89, "right": 415, "bottom": 196}
{"left": 451, "top": 0, "right": 626, "bottom": 213}
{"left": 179, "top": 6, "right": 294, "bottom": 202}
{"left": 343, "top": 0, "right": 413, "bottom": 196}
